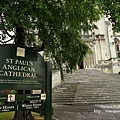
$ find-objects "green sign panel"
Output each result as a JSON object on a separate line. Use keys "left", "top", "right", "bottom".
{"left": 0, "top": 103, "right": 42, "bottom": 112}
{"left": 0, "top": 94, "right": 46, "bottom": 102}
{"left": 0, "top": 44, "right": 45, "bottom": 90}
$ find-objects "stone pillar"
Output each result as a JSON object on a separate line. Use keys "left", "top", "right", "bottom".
{"left": 95, "top": 38, "right": 102, "bottom": 64}
{"left": 99, "top": 35, "right": 107, "bottom": 61}
{"left": 94, "top": 44, "right": 97, "bottom": 65}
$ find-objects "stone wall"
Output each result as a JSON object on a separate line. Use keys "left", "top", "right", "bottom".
{"left": 52, "top": 70, "right": 61, "bottom": 88}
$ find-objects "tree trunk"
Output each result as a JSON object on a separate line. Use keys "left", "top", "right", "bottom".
{"left": 15, "top": 25, "right": 27, "bottom": 46}
{"left": 14, "top": 25, "right": 34, "bottom": 120}
{"left": 14, "top": 110, "right": 34, "bottom": 120}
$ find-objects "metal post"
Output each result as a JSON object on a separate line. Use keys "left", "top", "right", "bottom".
{"left": 45, "top": 62, "right": 52, "bottom": 120}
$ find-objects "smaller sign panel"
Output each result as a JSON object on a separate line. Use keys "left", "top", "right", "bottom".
{"left": 0, "top": 94, "right": 42, "bottom": 102}
{"left": 17, "top": 47, "right": 25, "bottom": 57}
{"left": 41, "top": 94, "right": 46, "bottom": 100}
{"left": 0, "top": 103, "right": 41, "bottom": 112}
{"left": 8, "top": 94, "right": 15, "bottom": 102}
{"left": 32, "top": 90, "right": 41, "bottom": 94}
{"left": 0, "top": 105, "right": 15, "bottom": 112}
{"left": 21, "top": 103, "right": 41, "bottom": 110}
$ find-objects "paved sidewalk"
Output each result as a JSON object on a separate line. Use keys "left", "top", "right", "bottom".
{"left": 53, "top": 104, "right": 120, "bottom": 120}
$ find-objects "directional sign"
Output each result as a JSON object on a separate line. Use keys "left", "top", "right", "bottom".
{"left": 0, "top": 94, "right": 43, "bottom": 102}
{"left": 8, "top": 94, "right": 15, "bottom": 102}
{"left": 0, "top": 103, "right": 41, "bottom": 112}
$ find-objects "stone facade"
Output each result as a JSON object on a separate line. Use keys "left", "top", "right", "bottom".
{"left": 83, "top": 17, "right": 120, "bottom": 74}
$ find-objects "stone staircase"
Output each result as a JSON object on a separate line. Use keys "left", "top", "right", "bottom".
{"left": 52, "top": 83, "right": 78, "bottom": 104}
{"left": 52, "top": 69, "right": 120, "bottom": 105}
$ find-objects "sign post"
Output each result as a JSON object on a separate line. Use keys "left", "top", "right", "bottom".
{"left": 45, "top": 62, "right": 52, "bottom": 120}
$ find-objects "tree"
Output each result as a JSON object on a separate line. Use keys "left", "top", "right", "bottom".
{"left": 0, "top": 0, "right": 104, "bottom": 120}
{"left": 97, "top": 0, "right": 120, "bottom": 32}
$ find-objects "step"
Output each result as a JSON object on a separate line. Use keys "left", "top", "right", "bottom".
{"left": 52, "top": 70, "right": 120, "bottom": 105}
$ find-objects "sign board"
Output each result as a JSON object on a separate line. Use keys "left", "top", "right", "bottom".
{"left": 0, "top": 44, "right": 45, "bottom": 90}
{"left": 0, "top": 45, "right": 52, "bottom": 120}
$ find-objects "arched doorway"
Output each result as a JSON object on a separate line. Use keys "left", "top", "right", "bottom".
{"left": 83, "top": 42, "right": 95, "bottom": 69}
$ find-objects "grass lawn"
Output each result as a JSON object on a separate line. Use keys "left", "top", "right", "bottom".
{"left": 0, "top": 112, "right": 14, "bottom": 120}
{"left": 0, "top": 112, "right": 44, "bottom": 120}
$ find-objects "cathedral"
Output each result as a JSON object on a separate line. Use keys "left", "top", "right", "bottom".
{"left": 83, "top": 17, "right": 120, "bottom": 74}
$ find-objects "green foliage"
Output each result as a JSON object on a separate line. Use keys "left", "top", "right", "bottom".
{"left": 97, "top": 0, "right": 120, "bottom": 32}
{"left": 0, "top": 112, "right": 44, "bottom": 120}
{"left": 0, "top": 0, "right": 102, "bottom": 79}
{"left": 0, "top": 112, "right": 14, "bottom": 120}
